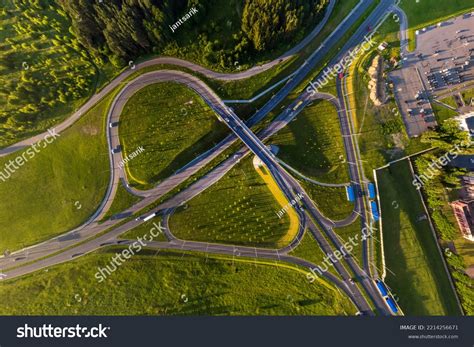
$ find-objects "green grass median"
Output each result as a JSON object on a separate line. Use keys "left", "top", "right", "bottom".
{"left": 169, "top": 156, "right": 292, "bottom": 248}
{"left": 271, "top": 99, "right": 349, "bottom": 184}
{"left": 119, "top": 82, "right": 229, "bottom": 189}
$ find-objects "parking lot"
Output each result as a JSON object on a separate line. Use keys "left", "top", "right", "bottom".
{"left": 390, "top": 13, "right": 474, "bottom": 137}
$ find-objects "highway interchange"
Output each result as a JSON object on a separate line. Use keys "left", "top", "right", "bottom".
{"left": 1, "top": 0, "right": 402, "bottom": 316}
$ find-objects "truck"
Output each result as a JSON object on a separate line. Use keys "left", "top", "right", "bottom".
{"left": 346, "top": 185, "right": 355, "bottom": 202}
{"left": 293, "top": 100, "right": 304, "bottom": 111}
{"left": 368, "top": 183, "right": 376, "bottom": 199}
{"left": 385, "top": 296, "right": 399, "bottom": 314}
{"left": 143, "top": 213, "right": 156, "bottom": 222}
{"left": 375, "top": 279, "right": 388, "bottom": 297}
{"left": 371, "top": 201, "right": 380, "bottom": 221}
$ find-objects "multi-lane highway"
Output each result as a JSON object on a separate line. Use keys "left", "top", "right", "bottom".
{"left": 0, "top": 0, "right": 341, "bottom": 159}
{"left": 200, "top": 65, "right": 393, "bottom": 315}
{"left": 0, "top": 0, "right": 401, "bottom": 316}
{"left": 0, "top": 0, "right": 379, "bottom": 270}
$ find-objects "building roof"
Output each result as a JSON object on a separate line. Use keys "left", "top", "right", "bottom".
{"left": 449, "top": 155, "right": 474, "bottom": 170}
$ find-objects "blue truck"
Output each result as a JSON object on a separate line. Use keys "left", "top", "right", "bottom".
{"left": 375, "top": 280, "right": 388, "bottom": 297}
{"left": 346, "top": 185, "right": 355, "bottom": 202}
{"left": 385, "top": 296, "right": 399, "bottom": 314}
{"left": 370, "top": 201, "right": 380, "bottom": 221}
{"left": 368, "top": 183, "right": 376, "bottom": 199}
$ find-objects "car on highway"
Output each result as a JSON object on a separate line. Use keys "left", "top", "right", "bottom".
{"left": 292, "top": 100, "right": 304, "bottom": 111}
{"left": 111, "top": 145, "right": 122, "bottom": 154}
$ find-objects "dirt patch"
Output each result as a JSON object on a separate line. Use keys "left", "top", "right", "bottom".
{"left": 368, "top": 55, "right": 387, "bottom": 106}
{"left": 385, "top": 133, "right": 405, "bottom": 159}
{"left": 81, "top": 125, "right": 99, "bottom": 136}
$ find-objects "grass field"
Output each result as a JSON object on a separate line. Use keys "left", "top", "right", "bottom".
{"left": 461, "top": 88, "right": 474, "bottom": 105}
{"left": 299, "top": 181, "right": 354, "bottom": 222}
{"left": 334, "top": 221, "right": 364, "bottom": 269}
{"left": 349, "top": 17, "right": 430, "bottom": 173}
{"left": 169, "top": 156, "right": 292, "bottom": 248}
{"left": 290, "top": 231, "right": 339, "bottom": 278}
{"left": 119, "top": 82, "right": 229, "bottom": 189}
{"left": 0, "top": 91, "right": 111, "bottom": 253}
{"left": 271, "top": 99, "right": 349, "bottom": 184}
{"left": 439, "top": 96, "right": 458, "bottom": 109}
{"left": 0, "top": 248, "right": 355, "bottom": 315}
{"left": 432, "top": 102, "right": 459, "bottom": 125}
{"left": 400, "top": 0, "right": 474, "bottom": 28}
{"left": 400, "top": 0, "right": 474, "bottom": 51}
{"left": 377, "top": 160, "right": 461, "bottom": 315}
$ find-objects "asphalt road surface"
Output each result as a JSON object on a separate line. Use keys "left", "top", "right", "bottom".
{"left": 0, "top": 0, "right": 378, "bottom": 270}
{"left": 0, "top": 0, "right": 399, "bottom": 316}
{"left": 0, "top": 0, "right": 338, "bottom": 158}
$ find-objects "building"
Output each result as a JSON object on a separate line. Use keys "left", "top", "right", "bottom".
{"left": 448, "top": 155, "right": 474, "bottom": 171}
{"left": 450, "top": 174, "right": 474, "bottom": 241}
{"left": 454, "top": 111, "right": 474, "bottom": 137}
{"left": 450, "top": 201, "right": 474, "bottom": 241}
{"left": 460, "top": 175, "right": 474, "bottom": 200}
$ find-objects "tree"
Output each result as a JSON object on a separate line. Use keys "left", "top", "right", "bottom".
{"left": 241, "top": 0, "right": 328, "bottom": 52}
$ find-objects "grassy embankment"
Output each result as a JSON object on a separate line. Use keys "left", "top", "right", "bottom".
{"left": 377, "top": 160, "right": 461, "bottom": 315}
{"left": 0, "top": 248, "right": 355, "bottom": 315}
{"left": 119, "top": 82, "right": 229, "bottom": 189}
{"left": 0, "top": 92, "right": 111, "bottom": 253}
{"left": 169, "top": 156, "right": 292, "bottom": 248}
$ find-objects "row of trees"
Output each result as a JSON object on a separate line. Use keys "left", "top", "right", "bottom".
{"left": 242, "top": 0, "right": 328, "bottom": 52}
{"left": 58, "top": 0, "right": 189, "bottom": 67}
{"left": 415, "top": 119, "right": 473, "bottom": 315}
{"left": 57, "top": 0, "right": 328, "bottom": 68}
{"left": 1, "top": 0, "right": 330, "bottom": 145}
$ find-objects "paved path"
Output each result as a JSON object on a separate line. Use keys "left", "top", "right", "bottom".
{"left": 0, "top": 0, "right": 398, "bottom": 316}
{"left": 0, "top": 0, "right": 380, "bottom": 277}
{"left": 0, "top": 0, "right": 338, "bottom": 158}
